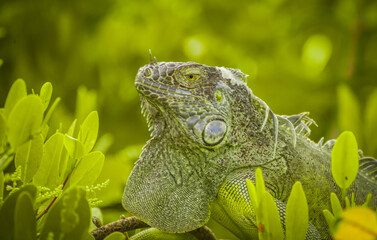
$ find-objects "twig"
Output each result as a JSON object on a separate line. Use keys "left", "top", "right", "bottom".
{"left": 36, "top": 172, "right": 71, "bottom": 220}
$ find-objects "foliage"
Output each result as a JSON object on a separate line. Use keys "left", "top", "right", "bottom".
{"left": 324, "top": 131, "right": 377, "bottom": 239}
{"left": 0, "top": 80, "right": 106, "bottom": 239}
{"left": 246, "top": 169, "right": 308, "bottom": 240}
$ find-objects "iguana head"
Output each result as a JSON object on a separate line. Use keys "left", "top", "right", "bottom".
{"left": 123, "top": 59, "right": 255, "bottom": 233}
{"left": 135, "top": 61, "right": 237, "bottom": 147}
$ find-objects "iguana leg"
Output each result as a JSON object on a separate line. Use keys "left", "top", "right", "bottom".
{"left": 211, "top": 168, "right": 321, "bottom": 240}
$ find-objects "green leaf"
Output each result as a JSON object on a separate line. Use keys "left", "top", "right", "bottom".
{"left": 78, "top": 111, "right": 99, "bottom": 154}
{"left": 33, "top": 133, "right": 65, "bottom": 189}
{"left": 40, "top": 82, "right": 53, "bottom": 111}
{"left": 76, "top": 86, "right": 97, "bottom": 127}
{"left": 285, "top": 182, "right": 309, "bottom": 240}
{"left": 8, "top": 95, "right": 44, "bottom": 149}
{"left": 41, "top": 97, "right": 61, "bottom": 127}
{"left": 40, "top": 187, "right": 90, "bottom": 240}
{"left": 0, "top": 111, "right": 7, "bottom": 151}
{"left": 14, "top": 192, "right": 36, "bottom": 240}
{"left": 322, "top": 209, "right": 336, "bottom": 234}
{"left": 331, "top": 131, "right": 359, "bottom": 189}
{"left": 64, "top": 134, "right": 84, "bottom": 159}
{"left": 255, "top": 168, "right": 265, "bottom": 205}
{"left": 69, "top": 151, "right": 105, "bottom": 186}
{"left": 337, "top": 85, "right": 361, "bottom": 145}
{"left": 0, "top": 171, "right": 3, "bottom": 200}
{"left": 365, "top": 89, "right": 377, "bottom": 156}
{"left": 246, "top": 178, "right": 259, "bottom": 219}
{"left": 259, "top": 191, "right": 284, "bottom": 240}
{"left": 0, "top": 185, "right": 37, "bottom": 240}
{"left": 4, "top": 79, "right": 27, "bottom": 119}
{"left": 330, "top": 192, "right": 343, "bottom": 218}
{"left": 15, "top": 134, "right": 43, "bottom": 183}
{"left": 104, "top": 232, "right": 126, "bottom": 240}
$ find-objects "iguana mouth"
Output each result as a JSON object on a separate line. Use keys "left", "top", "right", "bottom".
{"left": 135, "top": 78, "right": 192, "bottom": 98}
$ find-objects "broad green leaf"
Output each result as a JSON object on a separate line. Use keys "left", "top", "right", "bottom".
{"left": 322, "top": 209, "right": 336, "bottom": 235}
{"left": 330, "top": 193, "right": 343, "bottom": 219}
{"left": 40, "top": 82, "right": 53, "bottom": 111}
{"left": 15, "top": 134, "right": 43, "bottom": 183}
{"left": 362, "top": 193, "right": 372, "bottom": 208}
{"left": 68, "top": 119, "right": 78, "bottom": 137}
{"left": 246, "top": 178, "right": 259, "bottom": 219}
{"left": 64, "top": 134, "right": 84, "bottom": 159}
{"left": 104, "top": 232, "right": 126, "bottom": 240}
{"left": 0, "top": 111, "right": 7, "bottom": 151}
{"left": 69, "top": 151, "right": 105, "bottom": 186}
{"left": 41, "top": 97, "right": 61, "bottom": 127}
{"left": 334, "top": 207, "right": 377, "bottom": 240}
{"left": 4, "top": 79, "right": 27, "bottom": 119}
{"left": 0, "top": 171, "right": 4, "bottom": 200}
{"left": 337, "top": 85, "right": 361, "bottom": 145}
{"left": 33, "top": 133, "right": 64, "bottom": 189}
{"left": 14, "top": 192, "right": 36, "bottom": 240}
{"left": 8, "top": 95, "right": 44, "bottom": 149}
{"left": 78, "top": 111, "right": 99, "bottom": 154}
{"left": 40, "top": 187, "right": 90, "bottom": 240}
{"left": 286, "top": 182, "right": 309, "bottom": 240}
{"left": 0, "top": 185, "right": 37, "bottom": 240}
{"left": 259, "top": 191, "right": 284, "bottom": 240}
{"left": 255, "top": 168, "right": 265, "bottom": 205}
{"left": 89, "top": 207, "right": 103, "bottom": 231}
{"left": 365, "top": 89, "right": 377, "bottom": 156}
{"left": 331, "top": 131, "right": 359, "bottom": 189}
{"left": 76, "top": 86, "right": 97, "bottom": 128}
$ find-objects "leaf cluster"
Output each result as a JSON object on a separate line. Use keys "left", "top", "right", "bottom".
{"left": 0, "top": 79, "right": 108, "bottom": 239}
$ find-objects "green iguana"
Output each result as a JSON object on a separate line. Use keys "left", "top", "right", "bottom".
{"left": 120, "top": 56, "right": 377, "bottom": 240}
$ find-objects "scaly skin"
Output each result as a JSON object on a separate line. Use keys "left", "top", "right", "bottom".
{"left": 122, "top": 60, "right": 377, "bottom": 239}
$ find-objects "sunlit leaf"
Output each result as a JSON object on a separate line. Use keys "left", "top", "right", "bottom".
{"left": 337, "top": 85, "right": 361, "bottom": 144}
{"left": 0, "top": 171, "right": 3, "bottom": 200}
{"left": 255, "top": 168, "right": 265, "bottom": 205}
{"left": 15, "top": 134, "right": 43, "bottom": 183}
{"left": 365, "top": 89, "right": 377, "bottom": 156}
{"left": 76, "top": 86, "right": 97, "bottom": 127}
{"left": 331, "top": 131, "right": 359, "bottom": 189}
{"left": 330, "top": 193, "right": 343, "bottom": 219}
{"left": 14, "top": 191, "right": 36, "bottom": 240}
{"left": 39, "top": 187, "right": 90, "bottom": 240}
{"left": 33, "top": 133, "right": 65, "bottom": 189}
{"left": 78, "top": 111, "right": 99, "bottom": 154}
{"left": 0, "top": 185, "right": 37, "bottom": 240}
{"left": 69, "top": 151, "right": 104, "bottom": 186}
{"left": 259, "top": 191, "right": 284, "bottom": 240}
{"left": 323, "top": 209, "right": 336, "bottom": 235}
{"left": 41, "top": 97, "right": 61, "bottom": 127}
{"left": 246, "top": 178, "right": 259, "bottom": 219}
{"left": 39, "top": 82, "right": 53, "bottom": 111}
{"left": 333, "top": 207, "right": 377, "bottom": 240}
{"left": 8, "top": 95, "right": 44, "bottom": 149}
{"left": 0, "top": 111, "right": 6, "bottom": 152}
{"left": 64, "top": 134, "right": 84, "bottom": 160}
{"left": 286, "top": 182, "right": 308, "bottom": 240}
{"left": 4, "top": 78, "right": 27, "bottom": 119}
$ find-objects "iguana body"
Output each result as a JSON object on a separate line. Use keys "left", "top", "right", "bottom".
{"left": 122, "top": 60, "right": 377, "bottom": 239}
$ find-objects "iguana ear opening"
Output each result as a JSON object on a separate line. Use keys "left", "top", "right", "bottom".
{"left": 122, "top": 140, "right": 223, "bottom": 233}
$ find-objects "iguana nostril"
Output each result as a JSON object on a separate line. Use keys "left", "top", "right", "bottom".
{"left": 144, "top": 68, "right": 152, "bottom": 77}
{"left": 203, "top": 120, "right": 227, "bottom": 146}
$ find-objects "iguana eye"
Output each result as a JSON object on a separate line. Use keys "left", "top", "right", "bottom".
{"left": 186, "top": 74, "right": 199, "bottom": 81}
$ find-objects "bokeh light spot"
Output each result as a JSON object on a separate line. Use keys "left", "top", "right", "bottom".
{"left": 184, "top": 37, "right": 206, "bottom": 58}
{"left": 301, "top": 34, "right": 332, "bottom": 79}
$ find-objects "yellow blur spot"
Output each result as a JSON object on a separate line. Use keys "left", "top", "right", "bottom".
{"left": 334, "top": 207, "right": 377, "bottom": 240}
{"left": 301, "top": 34, "right": 332, "bottom": 79}
{"left": 184, "top": 37, "right": 206, "bottom": 58}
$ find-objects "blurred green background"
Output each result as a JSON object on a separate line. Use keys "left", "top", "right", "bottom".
{"left": 1, "top": 0, "right": 377, "bottom": 238}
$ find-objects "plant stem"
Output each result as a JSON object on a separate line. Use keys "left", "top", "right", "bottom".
{"left": 36, "top": 172, "right": 71, "bottom": 220}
